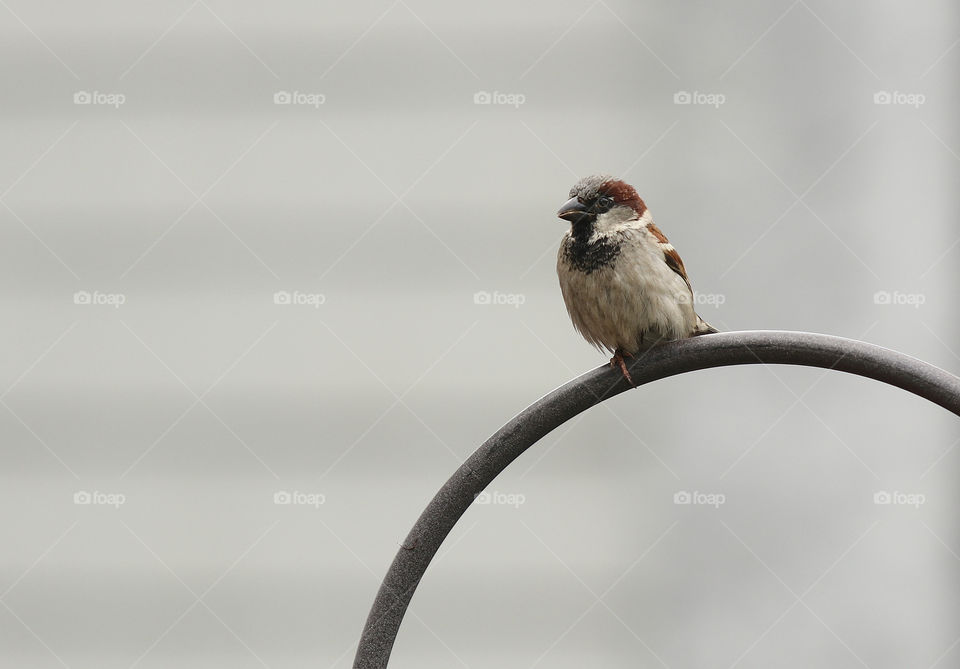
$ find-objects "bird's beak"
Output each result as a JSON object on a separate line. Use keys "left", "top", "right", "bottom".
{"left": 557, "top": 197, "right": 593, "bottom": 224}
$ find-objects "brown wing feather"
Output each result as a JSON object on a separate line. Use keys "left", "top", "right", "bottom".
{"left": 646, "top": 223, "right": 693, "bottom": 292}
{"left": 645, "top": 222, "right": 718, "bottom": 336}
{"left": 662, "top": 247, "right": 692, "bottom": 292}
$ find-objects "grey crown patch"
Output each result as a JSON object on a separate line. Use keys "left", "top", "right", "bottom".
{"left": 568, "top": 173, "right": 614, "bottom": 201}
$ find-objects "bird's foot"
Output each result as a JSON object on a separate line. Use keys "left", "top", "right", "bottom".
{"left": 610, "top": 349, "right": 636, "bottom": 387}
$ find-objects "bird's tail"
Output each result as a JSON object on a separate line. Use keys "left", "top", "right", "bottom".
{"left": 692, "top": 315, "right": 718, "bottom": 336}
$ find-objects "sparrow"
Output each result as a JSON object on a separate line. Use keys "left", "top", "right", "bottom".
{"left": 556, "top": 174, "right": 717, "bottom": 386}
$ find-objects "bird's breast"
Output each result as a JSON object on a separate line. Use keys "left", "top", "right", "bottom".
{"left": 556, "top": 231, "right": 696, "bottom": 353}
{"left": 560, "top": 234, "right": 622, "bottom": 274}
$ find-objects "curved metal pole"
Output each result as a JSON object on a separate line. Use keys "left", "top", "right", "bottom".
{"left": 353, "top": 330, "right": 960, "bottom": 668}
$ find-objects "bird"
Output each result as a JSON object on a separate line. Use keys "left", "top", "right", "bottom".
{"left": 555, "top": 174, "right": 717, "bottom": 386}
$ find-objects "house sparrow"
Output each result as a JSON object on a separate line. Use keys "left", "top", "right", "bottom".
{"left": 556, "top": 174, "right": 717, "bottom": 385}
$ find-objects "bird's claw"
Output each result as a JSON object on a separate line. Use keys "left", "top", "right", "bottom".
{"left": 610, "top": 349, "right": 636, "bottom": 387}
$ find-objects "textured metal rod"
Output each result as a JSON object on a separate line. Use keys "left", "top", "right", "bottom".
{"left": 353, "top": 330, "right": 960, "bottom": 668}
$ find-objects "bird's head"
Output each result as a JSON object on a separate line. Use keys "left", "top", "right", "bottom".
{"left": 557, "top": 175, "right": 647, "bottom": 234}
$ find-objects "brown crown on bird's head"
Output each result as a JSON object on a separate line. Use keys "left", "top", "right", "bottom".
{"left": 557, "top": 175, "right": 647, "bottom": 226}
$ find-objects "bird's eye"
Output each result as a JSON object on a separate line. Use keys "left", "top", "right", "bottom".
{"left": 595, "top": 196, "right": 614, "bottom": 212}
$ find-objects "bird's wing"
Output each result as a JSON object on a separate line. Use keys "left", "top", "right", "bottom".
{"left": 645, "top": 222, "right": 693, "bottom": 293}
{"left": 645, "top": 222, "right": 720, "bottom": 336}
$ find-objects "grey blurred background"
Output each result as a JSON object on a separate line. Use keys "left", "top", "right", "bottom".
{"left": 1, "top": 1, "right": 958, "bottom": 667}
